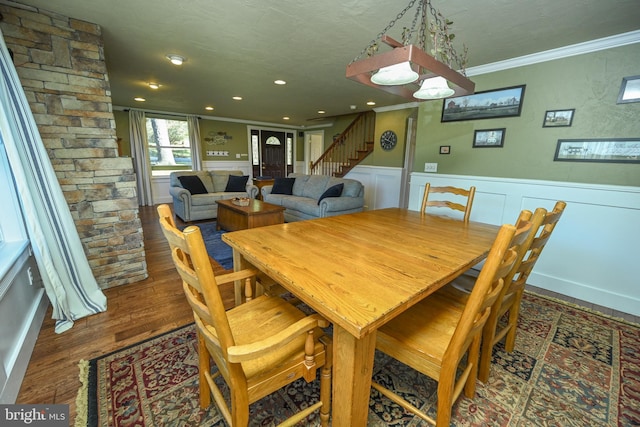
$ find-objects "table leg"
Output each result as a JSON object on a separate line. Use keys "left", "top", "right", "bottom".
{"left": 332, "top": 325, "right": 376, "bottom": 427}
{"left": 232, "top": 249, "right": 246, "bottom": 306}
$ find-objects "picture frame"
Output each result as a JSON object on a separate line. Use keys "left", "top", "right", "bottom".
{"left": 473, "top": 128, "right": 506, "bottom": 148}
{"left": 616, "top": 75, "right": 640, "bottom": 104}
{"left": 441, "top": 85, "right": 526, "bottom": 122}
{"left": 543, "top": 109, "right": 575, "bottom": 127}
{"left": 439, "top": 145, "right": 451, "bottom": 155}
{"left": 554, "top": 138, "right": 640, "bottom": 163}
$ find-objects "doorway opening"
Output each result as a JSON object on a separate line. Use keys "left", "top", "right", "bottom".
{"left": 304, "top": 130, "right": 324, "bottom": 174}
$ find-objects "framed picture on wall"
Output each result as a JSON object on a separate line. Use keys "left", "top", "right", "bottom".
{"left": 441, "top": 85, "right": 526, "bottom": 122}
{"left": 543, "top": 109, "right": 575, "bottom": 127}
{"left": 616, "top": 75, "right": 640, "bottom": 104}
{"left": 473, "top": 128, "right": 506, "bottom": 148}
{"left": 554, "top": 138, "right": 640, "bottom": 163}
{"left": 439, "top": 145, "right": 451, "bottom": 154}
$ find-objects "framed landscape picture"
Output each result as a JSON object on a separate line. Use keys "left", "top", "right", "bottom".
{"left": 543, "top": 109, "right": 575, "bottom": 127}
{"left": 554, "top": 138, "right": 640, "bottom": 163}
{"left": 473, "top": 128, "right": 505, "bottom": 148}
{"left": 441, "top": 85, "right": 526, "bottom": 122}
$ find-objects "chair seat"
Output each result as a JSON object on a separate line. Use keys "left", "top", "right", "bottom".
{"left": 212, "top": 295, "right": 326, "bottom": 381}
{"left": 377, "top": 294, "right": 465, "bottom": 378}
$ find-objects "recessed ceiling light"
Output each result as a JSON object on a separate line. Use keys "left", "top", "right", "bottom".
{"left": 134, "top": 97, "right": 146, "bottom": 102}
{"left": 317, "top": 110, "right": 326, "bottom": 114}
{"left": 166, "top": 54, "right": 185, "bottom": 65}
{"left": 232, "top": 96, "right": 243, "bottom": 101}
{"left": 274, "top": 80, "right": 286, "bottom": 85}
{"left": 205, "top": 106, "right": 214, "bottom": 111}
{"left": 148, "top": 82, "right": 160, "bottom": 89}
{"left": 283, "top": 116, "right": 290, "bottom": 120}
{"left": 366, "top": 101, "right": 376, "bottom": 106}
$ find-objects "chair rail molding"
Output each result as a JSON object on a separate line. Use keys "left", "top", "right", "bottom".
{"left": 409, "top": 172, "right": 640, "bottom": 317}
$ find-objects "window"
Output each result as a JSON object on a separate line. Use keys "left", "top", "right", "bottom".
{"left": 145, "top": 117, "right": 192, "bottom": 171}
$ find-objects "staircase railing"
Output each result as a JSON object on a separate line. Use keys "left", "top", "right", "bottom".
{"left": 310, "top": 111, "right": 375, "bottom": 177}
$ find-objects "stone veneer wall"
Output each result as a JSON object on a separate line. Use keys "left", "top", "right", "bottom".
{"left": 0, "top": 3, "right": 148, "bottom": 288}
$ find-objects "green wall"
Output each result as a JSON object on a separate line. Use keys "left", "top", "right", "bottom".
{"left": 114, "top": 111, "right": 269, "bottom": 162}
{"left": 414, "top": 43, "right": 640, "bottom": 186}
{"left": 372, "top": 108, "right": 416, "bottom": 167}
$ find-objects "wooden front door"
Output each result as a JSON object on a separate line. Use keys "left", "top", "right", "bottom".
{"left": 251, "top": 129, "right": 294, "bottom": 179}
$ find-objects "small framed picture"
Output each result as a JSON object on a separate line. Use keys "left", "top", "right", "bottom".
{"left": 439, "top": 145, "right": 451, "bottom": 154}
{"left": 543, "top": 109, "right": 575, "bottom": 127}
{"left": 617, "top": 75, "right": 640, "bottom": 104}
{"left": 473, "top": 128, "right": 505, "bottom": 148}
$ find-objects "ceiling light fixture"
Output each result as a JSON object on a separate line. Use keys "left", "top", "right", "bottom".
{"left": 366, "top": 101, "right": 376, "bottom": 106}
{"left": 166, "top": 54, "right": 185, "bottom": 65}
{"left": 134, "top": 97, "right": 146, "bottom": 102}
{"left": 148, "top": 82, "right": 160, "bottom": 89}
{"left": 346, "top": 0, "right": 474, "bottom": 100}
{"left": 232, "top": 96, "right": 243, "bottom": 101}
{"left": 205, "top": 106, "right": 214, "bottom": 111}
{"left": 283, "top": 116, "right": 290, "bottom": 120}
{"left": 274, "top": 79, "right": 287, "bottom": 85}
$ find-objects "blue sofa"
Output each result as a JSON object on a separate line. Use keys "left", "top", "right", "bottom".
{"left": 261, "top": 173, "right": 365, "bottom": 222}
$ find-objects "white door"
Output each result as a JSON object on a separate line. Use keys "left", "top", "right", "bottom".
{"left": 305, "top": 130, "right": 324, "bottom": 173}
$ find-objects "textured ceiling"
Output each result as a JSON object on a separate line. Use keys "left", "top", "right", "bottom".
{"left": 9, "top": 0, "right": 640, "bottom": 126}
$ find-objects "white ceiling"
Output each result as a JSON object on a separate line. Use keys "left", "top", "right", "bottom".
{"left": 9, "top": 0, "right": 640, "bottom": 126}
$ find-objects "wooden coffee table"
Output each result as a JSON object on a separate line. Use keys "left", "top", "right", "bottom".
{"left": 216, "top": 199, "right": 285, "bottom": 231}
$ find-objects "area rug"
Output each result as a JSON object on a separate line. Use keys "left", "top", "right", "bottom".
{"left": 179, "top": 221, "right": 233, "bottom": 270}
{"left": 77, "top": 292, "right": 640, "bottom": 426}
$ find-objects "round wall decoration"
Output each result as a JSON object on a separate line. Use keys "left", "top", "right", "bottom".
{"left": 380, "top": 130, "right": 398, "bottom": 151}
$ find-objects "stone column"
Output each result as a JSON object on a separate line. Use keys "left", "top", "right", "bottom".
{"left": 0, "top": 3, "right": 147, "bottom": 288}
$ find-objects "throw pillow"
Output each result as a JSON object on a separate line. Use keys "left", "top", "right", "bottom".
{"left": 317, "top": 183, "right": 344, "bottom": 205}
{"left": 177, "top": 175, "right": 208, "bottom": 195}
{"left": 271, "top": 177, "right": 296, "bottom": 195}
{"left": 225, "top": 175, "right": 249, "bottom": 192}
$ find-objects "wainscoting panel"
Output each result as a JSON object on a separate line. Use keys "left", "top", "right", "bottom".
{"left": 409, "top": 173, "right": 640, "bottom": 317}
{"left": 346, "top": 165, "right": 403, "bottom": 210}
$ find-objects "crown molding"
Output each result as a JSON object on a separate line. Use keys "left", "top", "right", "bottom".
{"left": 466, "top": 30, "right": 640, "bottom": 77}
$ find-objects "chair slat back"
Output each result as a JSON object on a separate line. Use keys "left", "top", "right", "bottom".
{"left": 448, "top": 217, "right": 532, "bottom": 359}
{"left": 421, "top": 183, "right": 476, "bottom": 222}
{"left": 509, "top": 201, "right": 566, "bottom": 293}
{"left": 156, "top": 204, "right": 237, "bottom": 379}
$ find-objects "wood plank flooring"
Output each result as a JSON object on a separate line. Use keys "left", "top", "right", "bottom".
{"left": 16, "top": 205, "right": 234, "bottom": 420}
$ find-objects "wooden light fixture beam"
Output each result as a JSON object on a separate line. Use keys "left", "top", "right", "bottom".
{"left": 346, "top": 35, "right": 475, "bottom": 100}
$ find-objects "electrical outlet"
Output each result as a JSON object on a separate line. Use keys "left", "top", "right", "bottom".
{"left": 424, "top": 162, "right": 438, "bottom": 172}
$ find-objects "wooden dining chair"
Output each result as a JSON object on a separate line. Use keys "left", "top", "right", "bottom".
{"left": 159, "top": 218, "right": 332, "bottom": 426}
{"left": 440, "top": 201, "right": 566, "bottom": 382}
{"left": 421, "top": 183, "right": 476, "bottom": 222}
{"left": 372, "top": 217, "right": 532, "bottom": 427}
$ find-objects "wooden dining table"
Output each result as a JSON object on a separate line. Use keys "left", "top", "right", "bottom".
{"left": 222, "top": 207, "right": 500, "bottom": 426}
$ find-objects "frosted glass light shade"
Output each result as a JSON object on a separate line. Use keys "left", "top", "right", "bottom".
{"left": 370, "top": 61, "right": 419, "bottom": 86}
{"left": 413, "top": 76, "right": 455, "bottom": 99}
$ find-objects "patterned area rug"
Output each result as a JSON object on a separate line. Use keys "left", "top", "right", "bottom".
{"left": 179, "top": 221, "right": 233, "bottom": 270}
{"left": 78, "top": 292, "right": 640, "bottom": 426}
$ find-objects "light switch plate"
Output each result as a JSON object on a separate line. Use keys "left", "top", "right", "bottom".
{"left": 424, "top": 162, "right": 438, "bottom": 172}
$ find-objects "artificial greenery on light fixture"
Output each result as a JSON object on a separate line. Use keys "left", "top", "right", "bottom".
{"left": 346, "top": 0, "right": 474, "bottom": 100}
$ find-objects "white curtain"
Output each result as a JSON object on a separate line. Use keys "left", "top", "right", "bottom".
{"left": 129, "top": 109, "right": 153, "bottom": 206}
{"left": 187, "top": 115, "right": 202, "bottom": 171}
{"left": 0, "top": 31, "right": 106, "bottom": 333}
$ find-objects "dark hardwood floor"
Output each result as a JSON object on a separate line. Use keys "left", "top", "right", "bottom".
{"left": 16, "top": 205, "right": 233, "bottom": 420}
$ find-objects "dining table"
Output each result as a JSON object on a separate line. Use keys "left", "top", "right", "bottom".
{"left": 222, "top": 207, "right": 500, "bottom": 426}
